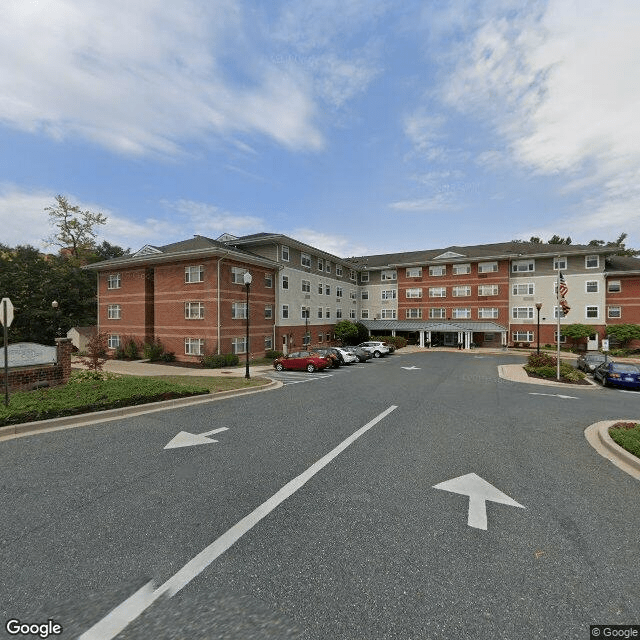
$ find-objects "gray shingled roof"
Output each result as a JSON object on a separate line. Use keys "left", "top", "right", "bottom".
{"left": 605, "top": 255, "right": 640, "bottom": 274}
{"left": 360, "top": 319, "right": 507, "bottom": 332}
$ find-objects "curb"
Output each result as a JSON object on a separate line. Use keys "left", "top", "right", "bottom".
{"left": 0, "top": 377, "right": 282, "bottom": 441}
{"left": 585, "top": 420, "right": 640, "bottom": 480}
{"left": 498, "top": 364, "right": 599, "bottom": 389}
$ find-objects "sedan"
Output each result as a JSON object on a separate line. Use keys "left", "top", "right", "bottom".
{"left": 273, "top": 351, "right": 330, "bottom": 373}
{"left": 576, "top": 352, "right": 607, "bottom": 373}
{"left": 312, "top": 348, "right": 341, "bottom": 368}
{"left": 349, "top": 346, "right": 372, "bottom": 362}
{"left": 334, "top": 347, "right": 358, "bottom": 364}
{"left": 593, "top": 362, "right": 640, "bottom": 389}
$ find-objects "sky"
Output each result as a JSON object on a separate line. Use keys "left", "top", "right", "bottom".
{"left": 1, "top": 0, "right": 640, "bottom": 258}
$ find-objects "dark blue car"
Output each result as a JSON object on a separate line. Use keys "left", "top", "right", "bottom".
{"left": 593, "top": 362, "right": 640, "bottom": 389}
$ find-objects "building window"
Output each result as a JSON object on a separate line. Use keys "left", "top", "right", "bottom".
{"left": 608, "top": 280, "right": 621, "bottom": 293}
{"left": 326, "top": 262, "right": 331, "bottom": 274}
{"left": 586, "top": 281, "right": 598, "bottom": 293}
{"left": 281, "top": 305, "right": 289, "bottom": 319}
{"left": 586, "top": 306, "right": 599, "bottom": 319}
{"left": 301, "top": 253, "right": 311, "bottom": 268}
{"left": 553, "top": 256, "right": 567, "bottom": 270}
{"left": 381, "top": 270, "right": 397, "bottom": 281}
{"left": 429, "top": 308, "right": 446, "bottom": 319}
{"left": 318, "top": 258, "right": 324, "bottom": 271}
{"left": 553, "top": 306, "right": 567, "bottom": 319}
{"left": 336, "top": 308, "right": 343, "bottom": 319}
{"left": 265, "top": 274, "right": 273, "bottom": 288}
{"left": 361, "top": 309, "right": 369, "bottom": 319}
{"left": 478, "top": 261, "right": 498, "bottom": 273}
{"left": 232, "top": 337, "right": 247, "bottom": 355}
{"left": 318, "top": 333, "right": 324, "bottom": 343}
{"left": 512, "top": 260, "right": 535, "bottom": 272}
{"left": 265, "top": 336, "right": 273, "bottom": 350}
{"left": 452, "top": 286, "right": 471, "bottom": 297}
{"left": 512, "top": 307, "right": 534, "bottom": 319}
{"left": 349, "top": 289, "right": 356, "bottom": 300}
{"left": 282, "top": 275, "right": 289, "bottom": 290}
{"left": 317, "top": 307, "right": 323, "bottom": 319}
{"left": 318, "top": 281, "right": 324, "bottom": 294}
{"left": 282, "top": 245, "right": 290, "bottom": 261}
{"left": 452, "top": 308, "right": 471, "bottom": 319}
{"left": 107, "top": 273, "right": 121, "bottom": 289}
{"left": 302, "top": 279, "right": 311, "bottom": 293}
{"left": 381, "top": 289, "right": 397, "bottom": 300}
{"left": 429, "top": 287, "right": 446, "bottom": 298}
{"left": 231, "top": 267, "right": 248, "bottom": 284}
{"left": 512, "top": 283, "right": 534, "bottom": 296}
{"left": 361, "top": 290, "right": 369, "bottom": 300}
{"left": 554, "top": 332, "right": 567, "bottom": 343}
{"left": 586, "top": 255, "right": 599, "bottom": 268}
{"left": 301, "top": 306, "right": 310, "bottom": 319}
{"left": 185, "top": 338, "right": 205, "bottom": 356}
{"left": 478, "top": 308, "right": 499, "bottom": 319}
{"left": 108, "top": 334, "right": 121, "bottom": 349}
{"left": 336, "top": 265, "right": 343, "bottom": 277}
{"left": 350, "top": 270, "right": 356, "bottom": 281}
{"left": 406, "top": 308, "right": 423, "bottom": 319}
{"left": 381, "top": 309, "right": 397, "bottom": 319}
{"left": 429, "top": 265, "right": 446, "bottom": 277}
{"left": 325, "top": 307, "right": 331, "bottom": 319}
{"left": 325, "top": 284, "right": 331, "bottom": 296}
{"left": 406, "top": 267, "right": 422, "bottom": 278}
{"left": 512, "top": 331, "right": 534, "bottom": 342}
{"left": 336, "top": 286, "right": 343, "bottom": 298}
{"left": 406, "top": 288, "right": 422, "bottom": 298}
{"left": 608, "top": 306, "right": 622, "bottom": 318}
{"left": 185, "top": 265, "right": 204, "bottom": 283}
{"left": 453, "top": 263, "right": 471, "bottom": 275}
{"left": 349, "top": 309, "right": 356, "bottom": 319}
{"left": 107, "top": 304, "right": 121, "bottom": 319}
{"left": 265, "top": 305, "right": 273, "bottom": 319}
{"left": 185, "top": 302, "right": 204, "bottom": 319}
{"left": 232, "top": 302, "right": 248, "bottom": 319}
{"left": 360, "top": 272, "right": 369, "bottom": 282}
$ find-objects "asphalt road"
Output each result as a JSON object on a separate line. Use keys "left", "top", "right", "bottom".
{"left": 1, "top": 351, "right": 638, "bottom": 639}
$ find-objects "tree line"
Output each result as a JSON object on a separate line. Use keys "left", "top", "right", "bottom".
{"left": 1, "top": 196, "right": 128, "bottom": 346}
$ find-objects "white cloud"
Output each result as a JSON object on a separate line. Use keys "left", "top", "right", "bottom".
{"left": 389, "top": 194, "right": 459, "bottom": 212}
{"left": 0, "top": 0, "right": 324, "bottom": 156}
{"left": 290, "top": 228, "right": 370, "bottom": 258}
{"left": 0, "top": 184, "right": 56, "bottom": 248}
{"left": 439, "top": 0, "right": 640, "bottom": 235}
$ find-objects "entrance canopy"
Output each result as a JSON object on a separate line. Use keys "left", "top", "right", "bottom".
{"left": 359, "top": 319, "right": 508, "bottom": 348}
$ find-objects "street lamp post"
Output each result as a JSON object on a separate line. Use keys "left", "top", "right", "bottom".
{"left": 243, "top": 271, "right": 252, "bottom": 379}
{"left": 535, "top": 302, "right": 542, "bottom": 354}
{"left": 51, "top": 300, "right": 61, "bottom": 339}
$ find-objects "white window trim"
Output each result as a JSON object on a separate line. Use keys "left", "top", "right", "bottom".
{"left": 585, "top": 255, "right": 599, "bottom": 269}
{"left": 585, "top": 281, "right": 599, "bottom": 293}
{"left": 185, "top": 302, "right": 205, "bottom": 319}
{"left": 478, "top": 261, "right": 498, "bottom": 273}
{"left": 107, "top": 304, "right": 121, "bottom": 320}
{"left": 585, "top": 305, "right": 599, "bottom": 319}
{"left": 608, "top": 306, "right": 622, "bottom": 318}
{"left": 282, "top": 245, "right": 290, "bottom": 261}
{"left": 301, "top": 253, "right": 311, "bottom": 268}
{"left": 429, "top": 265, "right": 446, "bottom": 277}
{"left": 511, "top": 283, "right": 534, "bottom": 296}
{"left": 452, "top": 286, "right": 471, "bottom": 297}
{"left": 107, "top": 274, "right": 121, "bottom": 289}
{"left": 185, "top": 265, "right": 204, "bottom": 283}
{"left": 608, "top": 280, "right": 621, "bottom": 293}
{"left": 553, "top": 256, "right": 567, "bottom": 270}
{"left": 429, "top": 287, "right": 447, "bottom": 298}
{"left": 453, "top": 263, "right": 471, "bottom": 275}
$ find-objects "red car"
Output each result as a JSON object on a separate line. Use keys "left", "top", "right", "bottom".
{"left": 273, "top": 351, "right": 330, "bottom": 373}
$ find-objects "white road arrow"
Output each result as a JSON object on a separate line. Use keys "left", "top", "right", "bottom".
{"left": 401, "top": 366, "right": 421, "bottom": 370}
{"left": 433, "top": 473, "right": 525, "bottom": 530}
{"left": 164, "top": 427, "right": 228, "bottom": 450}
{"left": 529, "top": 392, "right": 578, "bottom": 399}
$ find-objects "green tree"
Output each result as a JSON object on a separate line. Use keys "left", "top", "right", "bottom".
{"left": 606, "top": 324, "right": 640, "bottom": 347}
{"left": 354, "top": 322, "right": 370, "bottom": 344}
{"left": 333, "top": 320, "right": 359, "bottom": 345}
{"left": 588, "top": 232, "right": 639, "bottom": 256}
{"left": 548, "top": 234, "right": 572, "bottom": 245}
{"left": 560, "top": 324, "right": 594, "bottom": 349}
{"left": 45, "top": 195, "right": 107, "bottom": 260}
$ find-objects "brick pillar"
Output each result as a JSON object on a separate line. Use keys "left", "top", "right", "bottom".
{"left": 56, "top": 337, "right": 73, "bottom": 384}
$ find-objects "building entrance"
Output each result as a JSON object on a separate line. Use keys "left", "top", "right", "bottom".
{"left": 430, "top": 332, "right": 459, "bottom": 347}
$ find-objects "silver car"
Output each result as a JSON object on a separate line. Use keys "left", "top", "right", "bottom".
{"left": 357, "top": 341, "right": 390, "bottom": 358}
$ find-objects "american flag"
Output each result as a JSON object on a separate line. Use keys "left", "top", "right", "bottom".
{"left": 558, "top": 272, "right": 569, "bottom": 298}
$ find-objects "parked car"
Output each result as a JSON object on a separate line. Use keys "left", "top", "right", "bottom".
{"left": 334, "top": 347, "right": 358, "bottom": 364}
{"left": 357, "top": 341, "right": 390, "bottom": 358}
{"left": 593, "top": 362, "right": 640, "bottom": 389}
{"left": 348, "top": 346, "right": 372, "bottom": 362}
{"left": 576, "top": 352, "right": 607, "bottom": 373}
{"left": 312, "top": 347, "right": 341, "bottom": 368}
{"left": 273, "top": 351, "right": 330, "bottom": 373}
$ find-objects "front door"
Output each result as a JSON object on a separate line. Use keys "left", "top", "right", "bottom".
{"left": 587, "top": 333, "right": 599, "bottom": 351}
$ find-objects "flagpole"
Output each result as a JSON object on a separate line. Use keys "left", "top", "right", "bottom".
{"left": 556, "top": 268, "right": 561, "bottom": 381}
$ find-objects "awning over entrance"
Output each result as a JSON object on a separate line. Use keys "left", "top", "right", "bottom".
{"left": 359, "top": 319, "right": 508, "bottom": 348}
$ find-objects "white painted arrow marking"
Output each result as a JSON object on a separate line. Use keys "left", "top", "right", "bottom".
{"left": 433, "top": 473, "right": 525, "bottom": 530}
{"left": 401, "top": 366, "right": 421, "bottom": 370}
{"left": 529, "top": 392, "right": 578, "bottom": 399}
{"left": 164, "top": 427, "right": 229, "bottom": 450}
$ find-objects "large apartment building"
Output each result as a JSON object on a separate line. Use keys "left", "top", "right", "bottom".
{"left": 86, "top": 233, "right": 640, "bottom": 361}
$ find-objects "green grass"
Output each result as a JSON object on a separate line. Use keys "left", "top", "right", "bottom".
{"left": 609, "top": 423, "right": 640, "bottom": 459}
{"left": 0, "top": 372, "right": 269, "bottom": 427}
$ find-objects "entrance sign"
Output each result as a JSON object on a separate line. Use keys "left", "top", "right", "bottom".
{"left": 0, "top": 298, "right": 14, "bottom": 327}
{"left": 0, "top": 343, "right": 57, "bottom": 368}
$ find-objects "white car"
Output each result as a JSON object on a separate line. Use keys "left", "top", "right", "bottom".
{"left": 335, "top": 347, "right": 358, "bottom": 364}
{"left": 356, "top": 341, "right": 390, "bottom": 358}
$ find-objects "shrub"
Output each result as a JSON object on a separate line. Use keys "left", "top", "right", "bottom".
{"left": 160, "top": 351, "right": 176, "bottom": 362}
{"left": 77, "top": 332, "right": 109, "bottom": 371}
{"left": 143, "top": 340, "right": 165, "bottom": 361}
{"left": 265, "top": 350, "right": 284, "bottom": 360}
{"left": 115, "top": 336, "right": 141, "bottom": 360}
{"left": 527, "top": 352, "right": 557, "bottom": 368}
{"left": 201, "top": 353, "right": 240, "bottom": 368}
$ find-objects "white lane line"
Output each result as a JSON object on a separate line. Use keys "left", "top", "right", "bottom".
{"left": 79, "top": 404, "right": 399, "bottom": 640}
